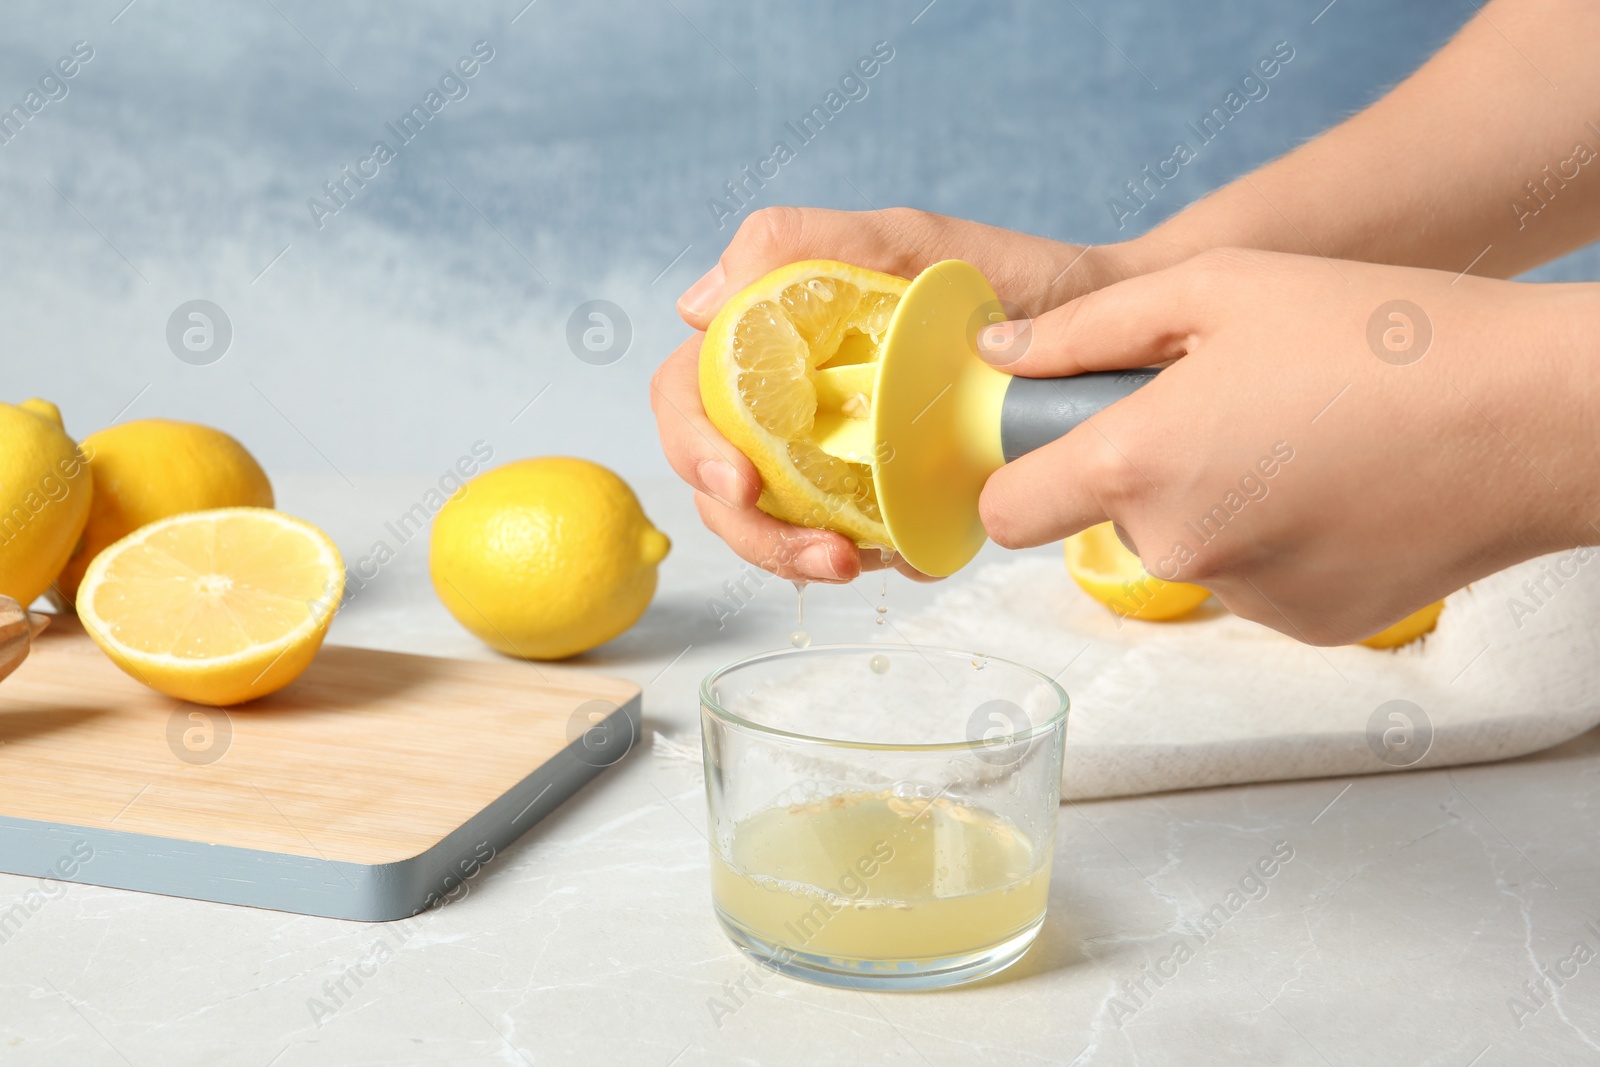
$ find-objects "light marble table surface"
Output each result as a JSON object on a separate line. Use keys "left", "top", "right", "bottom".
{"left": 4, "top": 474, "right": 1599, "bottom": 1066}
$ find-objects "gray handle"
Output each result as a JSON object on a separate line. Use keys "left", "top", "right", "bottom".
{"left": 999, "top": 369, "right": 1161, "bottom": 462}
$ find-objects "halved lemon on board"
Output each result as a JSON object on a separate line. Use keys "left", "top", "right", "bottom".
{"left": 699, "top": 260, "right": 908, "bottom": 547}
{"left": 1065, "top": 522, "right": 1212, "bottom": 622}
{"left": 77, "top": 507, "right": 344, "bottom": 706}
{"left": 1358, "top": 600, "right": 1444, "bottom": 649}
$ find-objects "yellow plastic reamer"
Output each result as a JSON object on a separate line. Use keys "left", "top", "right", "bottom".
{"left": 824, "top": 259, "right": 1159, "bottom": 577}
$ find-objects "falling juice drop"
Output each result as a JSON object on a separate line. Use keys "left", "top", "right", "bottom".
{"left": 790, "top": 581, "right": 810, "bottom": 647}
{"left": 869, "top": 653, "right": 890, "bottom": 674}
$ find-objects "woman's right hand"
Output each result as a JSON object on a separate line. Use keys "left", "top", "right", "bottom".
{"left": 649, "top": 206, "right": 1149, "bottom": 583}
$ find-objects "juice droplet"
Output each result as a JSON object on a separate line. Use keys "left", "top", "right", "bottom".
{"left": 792, "top": 581, "right": 807, "bottom": 625}
{"left": 790, "top": 630, "right": 812, "bottom": 649}
{"left": 869, "top": 653, "right": 890, "bottom": 674}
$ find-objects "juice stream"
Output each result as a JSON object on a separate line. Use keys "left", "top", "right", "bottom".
{"left": 790, "top": 581, "right": 810, "bottom": 648}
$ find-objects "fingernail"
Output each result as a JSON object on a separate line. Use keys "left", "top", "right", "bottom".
{"left": 976, "top": 319, "right": 1032, "bottom": 365}
{"left": 1112, "top": 522, "right": 1138, "bottom": 555}
{"left": 680, "top": 264, "right": 725, "bottom": 319}
{"left": 796, "top": 542, "right": 840, "bottom": 581}
{"left": 698, "top": 459, "right": 740, "bottom": 508}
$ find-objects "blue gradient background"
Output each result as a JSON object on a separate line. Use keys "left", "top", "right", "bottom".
{"left": 2, "top": 0, "right": 1594, "bottom": 485}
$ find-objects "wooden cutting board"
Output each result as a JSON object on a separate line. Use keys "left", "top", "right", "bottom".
{"left": 0, "top": 618, "right": 641, "bottom": 922}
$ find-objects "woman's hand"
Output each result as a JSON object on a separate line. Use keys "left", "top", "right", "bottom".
{"left": 650, "top": 205, "right": 1147, "bottom": 582}
{"left": 977, "top": 248, "right": 1600, "bottom": 644}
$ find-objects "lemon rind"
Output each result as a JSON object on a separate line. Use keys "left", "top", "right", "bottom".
{"left": 1064, "top": 524, "right": 1210, "bottom": 621}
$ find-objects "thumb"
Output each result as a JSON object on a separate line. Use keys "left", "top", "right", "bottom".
{"left": 979, "top": 389, "right": 1160, "bottom": 550}
{"left": 974, "top": 254, "right": 1214, "bottom": 377}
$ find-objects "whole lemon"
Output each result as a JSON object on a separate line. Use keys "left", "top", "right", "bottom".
{"left": 430, "top": 457, "right": 670, "bottom": 660}
{"left": 52, "top": 419, "right": 274, "bottom": 605}
{"left": 0, "top": 399, "right": 93, "bottom": 606}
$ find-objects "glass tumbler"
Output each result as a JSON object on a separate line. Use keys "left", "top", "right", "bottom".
{"left": 700, "top": 644, "right": 1069, "bottom": 990}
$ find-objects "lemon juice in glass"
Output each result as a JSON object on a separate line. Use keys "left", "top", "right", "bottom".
{"left": 701, "top": 645, "right": 1068, "bottom": 990}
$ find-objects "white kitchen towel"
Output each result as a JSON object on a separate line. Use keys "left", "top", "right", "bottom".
{"left": 891, "top": 548, "right": 1600, "bottom": 799}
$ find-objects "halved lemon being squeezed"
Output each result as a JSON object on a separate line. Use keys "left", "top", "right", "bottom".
{"left": 699, "top": 260, "right": 909, "bottom": 547}
{"left": 77, "top": 507, "right": 345, "bottom": 706}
